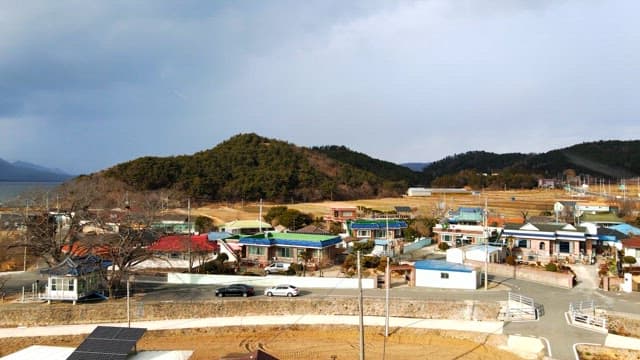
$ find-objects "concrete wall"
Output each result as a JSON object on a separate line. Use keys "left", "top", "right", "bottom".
{"left": 465, "top": 260, "right": 574, "bottom": 288}
{"left": 167, "top": 273, "right": 377, "bottom": 289}
{"left": 415, "top": 269, "right": 479, "bottom": 290}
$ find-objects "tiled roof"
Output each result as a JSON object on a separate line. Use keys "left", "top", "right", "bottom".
{"left": 290, "top": 224, "right": 332, "bottom": 235}
{"left": 223, "top": 220, "right": 273, "bottom": 229}
{"left": 622, "top": 236, "right": 640, "bottom": 249}
{"left": 40, "top": 255, "right": 111, "bottom": 276}
{"left": 610, "top": 224, "right": 640, "bottom": 236}
{"left": 349, "top": 219, "right": 407, "bottom": 229}
{"left": 239, "top": 232, "right": 342, "bottom": 248}
{"left": 580, "top": 212, "right": 623, "bottom": 223}
{"left": 208, "top": 232, "right": 233, "bottom": 240}
{"left": 148, "top": 234, "right": 217, "bottom": 252}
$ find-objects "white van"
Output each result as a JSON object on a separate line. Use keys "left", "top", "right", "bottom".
{"left": 264, "top": 262, "right": 291, "bottom": 274}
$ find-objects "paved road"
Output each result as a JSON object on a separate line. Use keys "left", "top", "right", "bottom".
{"left": 4, "top": 268, "right": 640, "bottom": 360}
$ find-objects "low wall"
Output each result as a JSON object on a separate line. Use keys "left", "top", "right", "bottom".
{"left": 0, "top": 297, "right": 500, "bottom": 327}
{"left": 465, "top": 260, "right": 574, "bottom": 288}
{"left": 167, "top": 273, "right": 377, "bottom": 289}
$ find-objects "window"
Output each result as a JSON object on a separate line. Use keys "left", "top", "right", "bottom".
{"left": 517, "top": 239, "right": 529, "bottom": 248}
{"left": 248, "top": 246, "right": 266, "bottom": 256}
{"left": 357, "top": 230, "right": 369, "bottom": 237}
{"left": 277, "top": 247, "right": 292, "bottom": 258}
{"left": 559, "top": 241, "right": 570, "bottom": 253}
{"left": 51, "top": 278, "right": 57, "bottom": 291}
{"left": 440, "top": 272, "right": 449, "bottom": 279}
{"left": 539, "top": 242, "right": 545, "bottom": 250}
{"left": 68, "top": 279, "right": 74, "bottom": 291}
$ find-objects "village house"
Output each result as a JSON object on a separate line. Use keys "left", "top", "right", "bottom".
{"left": 501, "top": 222, "right": 598, "bottom": 264}
{"left": 323, "top": 206, "right": 358, "bottom": 223}
{"left": 238, "top": 232, "right": 342, "bottom": 268}
{"left": 432, "top": 207, "right": 504, "bottom": 247}
{"left": 147, "top": 234, "right": 218, "bottom": 269}
{"left": 221, "top": 220, "right": 273, "bottom": 235}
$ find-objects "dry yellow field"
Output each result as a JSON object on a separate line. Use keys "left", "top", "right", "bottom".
{"left": 188, "top": 188, "right": 638, "bottom": 226}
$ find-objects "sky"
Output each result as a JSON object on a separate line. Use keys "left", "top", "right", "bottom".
{"left": 1, "top": 0, "right": 639, "bottom": 175}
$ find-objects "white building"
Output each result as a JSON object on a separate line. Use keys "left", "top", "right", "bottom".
{"left": 414, "top": 260, "right": 480, "bottom": 290}
{"left": 446, "top": 245, "right": 503, "bottom": 264}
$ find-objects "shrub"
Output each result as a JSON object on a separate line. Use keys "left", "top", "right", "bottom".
{"left": 363, "top": 255, "right": 380, "bottom": 269}
{"left": 438, "top": 242, "right": 450, "bottom": 251}
{"left": 505, "top": 255, "right": 516, "bottom": 266}
{"left": 545, "top": 263, "right": 558, "bottom": 272}
{"left": 289, "top": 263, "right": 303, "bottom": 274}
{"left": 623, "top": 256, "right": 637, "bottom": 265}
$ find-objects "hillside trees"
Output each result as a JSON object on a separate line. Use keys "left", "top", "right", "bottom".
{"left": 264, "top": 206, "right": 312, "bottom": 230}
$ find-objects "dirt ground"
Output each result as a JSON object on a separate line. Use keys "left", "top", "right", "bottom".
{"left": 576, "top": 344, "right": 640, "bottom": 360}
{"left": 0, "top": 325, "right": 524, "bottom": 360}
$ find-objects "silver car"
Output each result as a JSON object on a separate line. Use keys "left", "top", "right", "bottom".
{"left": 264, "top": 284, "right": 299, "bottom": 297}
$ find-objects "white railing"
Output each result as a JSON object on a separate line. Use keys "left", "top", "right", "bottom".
{"left": 506, "top": 292, "right": 537, "bottom": 320}
{"left": 569, "top": 300, "right": 607, "bottom": 332}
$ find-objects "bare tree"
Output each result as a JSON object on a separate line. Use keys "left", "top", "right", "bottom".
{"left": 100, "top": 227, "right": 155, "bottom": 299}
{"left": 14, "top": 185, "right": 98, "bottom": 266}
{"left": 0, "top": 275, "right": 10, "bottom": 302}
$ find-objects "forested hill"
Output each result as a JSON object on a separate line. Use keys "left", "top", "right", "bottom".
{"left": 422, "top": 140, "right": 640, "bottom": 188}
{"left": 101, "top": 135, "right": 640, "bottom": 202}
{"left": 312, "top": 145, "right": 423, "bottom": 184}
{"left": 103, "top": 133, "right": 414, "bottom": 202}
{"left": 515, "top": 140, "right": 640, "bottom": 178}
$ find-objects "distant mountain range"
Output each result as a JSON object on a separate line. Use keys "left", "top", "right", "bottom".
{"left": 400, "top": 162, "right": 431, "bottom": 171}
{"left": 0, "top": 158, "right": 73, "bottom": 182}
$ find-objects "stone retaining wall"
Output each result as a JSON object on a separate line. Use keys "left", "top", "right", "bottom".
{"left": 0, "top": 298, "right": 500, "bottom": 327}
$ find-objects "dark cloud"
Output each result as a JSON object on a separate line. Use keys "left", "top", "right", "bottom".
{"left": 1, "top": 0, "right": 639, "bottom": 174}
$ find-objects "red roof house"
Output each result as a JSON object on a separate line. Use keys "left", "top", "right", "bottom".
{"left": 147, "top": 234, "right": 218, "bottom": 253}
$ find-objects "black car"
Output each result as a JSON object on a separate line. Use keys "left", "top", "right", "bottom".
{"left": 215, "top": 284, "right": 255, "bottom": 297}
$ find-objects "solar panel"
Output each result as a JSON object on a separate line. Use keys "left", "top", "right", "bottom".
{"left": 67, "top": 326, "right": 146, "bottom": 360}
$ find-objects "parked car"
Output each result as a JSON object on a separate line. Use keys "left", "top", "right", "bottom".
{"left": 264, "top": 262, "right": 291, "bottom": 274}
{"left": 215, "top": 284, "right": 255, "bottom": 297}
{"left": 264, "top": 284, "right": 299, "bottom": 297}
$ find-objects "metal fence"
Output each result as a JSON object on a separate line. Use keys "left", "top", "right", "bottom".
{"left": 569, "top": 300, "right": 607, "bottom": 332}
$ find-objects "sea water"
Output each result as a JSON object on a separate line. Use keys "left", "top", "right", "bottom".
{"left": 0, "top": 182, "right": 62, "bottom": 204}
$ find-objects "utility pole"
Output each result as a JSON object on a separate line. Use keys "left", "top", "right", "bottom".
{"left": 127, "top": 277, "right": 131, "bottom": 328}
{"left": 385, "top": 255, "right": 390, "bottom": 337}
{"left": 187, "top": 198, "right": 192, "bottom": 273}
{"left": 259, "top": 198, "right": 263, "bottom": 233}
{"left": 23, "top": 201, "right": 28, "bottom": 272}
{"left": 484, "top": 198, "right": 488, "bottom": 291}
{"left": 357, "top": 251, "right": 365, "bottom": 360}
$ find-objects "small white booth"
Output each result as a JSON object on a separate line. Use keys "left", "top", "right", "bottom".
{"left": 39, "top": 255, "right": 110, "bottom": 304}
{"left": 414, "top": 260, "right": 480, "bottom": 290}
